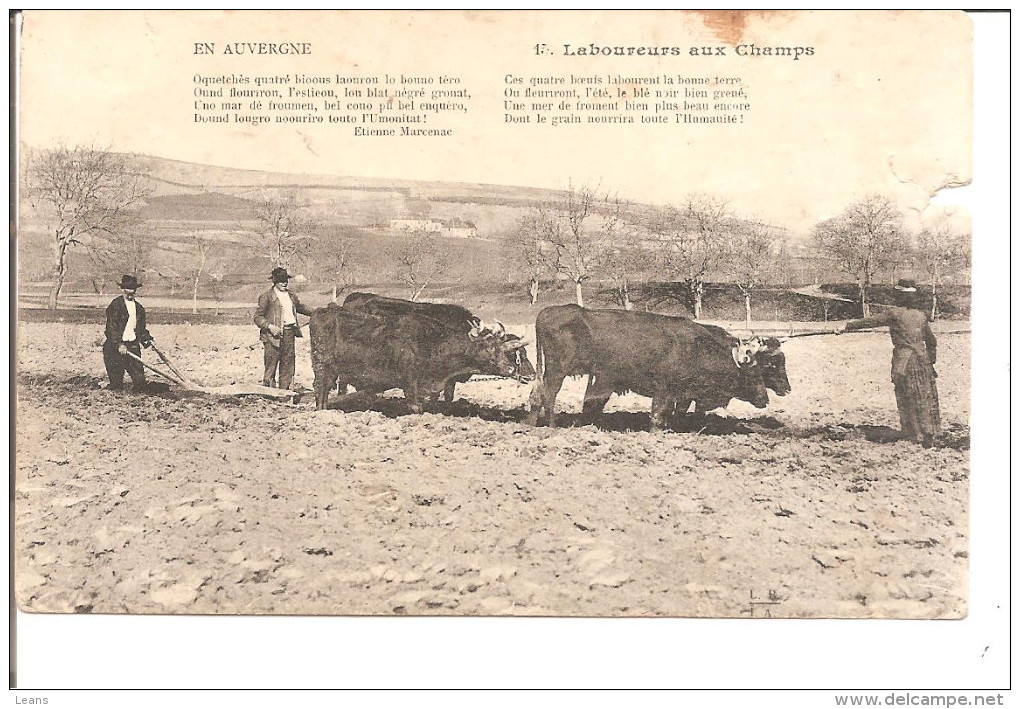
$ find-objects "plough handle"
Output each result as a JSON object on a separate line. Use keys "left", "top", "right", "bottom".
{"left": 121, "top": 349, "right": 187, "bottom": 387}
{"left": 149, "top": 343, "right": 199, "bottom": 388}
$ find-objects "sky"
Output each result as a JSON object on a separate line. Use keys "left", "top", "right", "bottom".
{"left": 18, "top": 10, "right": 973, "bottom": 235}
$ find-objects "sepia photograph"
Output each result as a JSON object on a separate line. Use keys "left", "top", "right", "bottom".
{"left": 10, "top": 9, "right": 1008, "bottom": 692}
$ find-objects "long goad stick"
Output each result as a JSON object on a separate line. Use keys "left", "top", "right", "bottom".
{"left": 782, "top": 330, "right": 843, "bottom": 339}
{"left": 780, "top": 329, "right": 879, "bottom": 340}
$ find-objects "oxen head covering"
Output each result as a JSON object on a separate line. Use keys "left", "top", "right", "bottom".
{"left": 468, "top": 318, "right": 531, "bottom": 351}
{"left": 755, "top": 337, "right": 790, "bottom": 395}
{"left": 465, "top": 319, "right": 518, "bottom": 379}
{"left": 119, "top": 274, "right": 141, "bottom": 290}
{"left": 745, "top": 335, "right": 783, "bottom": 354}
{"left": 733, "top": 336, "right": 764, "bottom": 367}
{"left": 731, "top": 340, "right": 770, "bottom": 408}
{"left": 733, "top": 335, "right": 791, "bottom": 396}
{"left": 270, "top": 267, "right": 291, "bottom": 283}
{"left": 467, "top": 319, "right": 535, "bottom": 383}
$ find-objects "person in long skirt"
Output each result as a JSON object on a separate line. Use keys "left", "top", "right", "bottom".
{"left": 835, "top": 278, "right": 941, "bottom": 447}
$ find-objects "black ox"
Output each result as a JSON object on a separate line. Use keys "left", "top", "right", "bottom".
{"left": 342, "top": 292, "right": 535, "bottom": 401}
{"left": 309, "top": 304, "right": 520, "bottom": 411}
{"left": 526, "top": 305, "right": 791, "bottom": 431}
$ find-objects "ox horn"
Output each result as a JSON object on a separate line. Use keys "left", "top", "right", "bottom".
{"left": 474, "top": 318, "right": 503, "bottom": 339}
{"left": 732, "top": 346, "right": 753, "bottom": 367}
{"left": 739, "top": 336, "right": 764, "bottom": 356}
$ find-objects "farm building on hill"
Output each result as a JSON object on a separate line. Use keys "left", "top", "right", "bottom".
{"left": 390, "top": 218, "right": 478, "bottom": 239}
{"left": 390, "top": 218, "right": 440, "bottom": 233}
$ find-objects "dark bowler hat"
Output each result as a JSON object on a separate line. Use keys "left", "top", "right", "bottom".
{"left": 269, "top": 267, "right": 291, "bottom": 283}
{"left": 119, "top": 275, "right": 141, "bottom": 290}
{"left": 894, "top": 278, "right": 919, "bottom": 292}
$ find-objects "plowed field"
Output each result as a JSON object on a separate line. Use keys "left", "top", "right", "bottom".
{"left": 14, "top": 322, "right": 970, "bottom": 618}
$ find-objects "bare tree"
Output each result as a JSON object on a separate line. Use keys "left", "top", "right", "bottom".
{"left": 915, "top": 226, "right": 969, "bottom": 320}
{"left": 252, "top": 192, "right": 313, "bottom": 268}
{"left": 546, "top": 183, "right": 621, "bottom": 307}
{"left": 814, "top": 194, "right": 904, "bottom": 317}
{"left": 208, "top": 271, "right": 225, "bottom": 316}
{"left": 651, "top": 194, "right": 733, "bottom": 319}
{"left": 501, "top": 209, "right": 555, "bottom": 305}
{"left": 727, "top": 221, "right": 786, "bottom": 327}
{"left": 604, "top": 244, "right": 647, "bottom": 311}
{"left": 189, "top": 234, "right": 215, "bottom": 314}
{"left": 26, "top": 145, "right": 150, "bottom": 309}
{"left": 82, "top": 237, "right": 115, "bottom": 308}
{"left": 321, "top": 227, "right": 359, "bottom": 302}
{"left": 388, "top": 229, "right": 448, "bottom": 301}
{"left": 110, "top": 230, "right": 152, "bottom": 283}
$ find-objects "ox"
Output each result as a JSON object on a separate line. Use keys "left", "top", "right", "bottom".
{"left": 526, "top": 305, "right": 790, "bottom": 431}
{"left": 684, "top": 322, "right": 791, "bottom": 411}
{"left": 309, "top": 304, "right": 518, "bottom": 411}
{"left": 342, "top": 292, "right": 535, "bottom": 401}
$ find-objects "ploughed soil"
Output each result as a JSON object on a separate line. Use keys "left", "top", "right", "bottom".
{"left": 14, "top": 322, "right": 970, "bottom": 617}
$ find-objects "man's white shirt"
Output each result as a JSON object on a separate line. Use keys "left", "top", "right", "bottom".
{"left": 275, "top": 288, "right": 297, "bottom": 326}
{"left": 123, "top": 298, "right": 137, "bottom": 342}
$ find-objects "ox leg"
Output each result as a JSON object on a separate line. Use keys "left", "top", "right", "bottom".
{"left": 405, "top": 381, "right": 423, "bottom": 414}
{"left": 442, "top": 380, "right": 457, "bottom": 403}
{"left": 581, "top": 375, "right": 612, "bottom": 424}
{"left": 525, "top": 384, "right": 544, "bottom": 426}
{"left": 649, "top": 396, "right": 676, "bottom": 433}
{"left": 672, "top": 397, "right": 695, "bottom": 424}
{"left": 313, "top": 366, "right": 338, "bottom": 410}
{"left": 526, "top": 375, "right": 560, "bottom": 427}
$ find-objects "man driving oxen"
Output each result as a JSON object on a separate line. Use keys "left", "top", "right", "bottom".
{"left": 835, "top": 278, "right": 940, "bottom": 447}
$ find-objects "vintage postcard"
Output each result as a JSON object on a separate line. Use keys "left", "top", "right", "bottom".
{"left": 14, "top": 9, "right": 976, "bottom": 632}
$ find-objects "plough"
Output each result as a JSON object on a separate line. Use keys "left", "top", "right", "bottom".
{"left": 122, "top": 344, "right": 299, "bottom": 400}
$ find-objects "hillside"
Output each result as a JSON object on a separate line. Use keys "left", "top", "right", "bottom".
{"left": 17, "top": 154, "right": 970, "bottom": 321}
{"left": 19, "top": 153, "right": 575, "bottom": 299}
{"left": 130, "top": 154, "right": 567, "bottom": 232}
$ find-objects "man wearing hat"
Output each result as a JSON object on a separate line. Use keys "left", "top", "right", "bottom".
{"left": 254, "top": 267, "right": 313, "bottom": 389}
{"left": 835, "top": 278, "right": 941, "bottom": 447}
{"left": 103, "top": 274, "right": 154, "bottom": 392}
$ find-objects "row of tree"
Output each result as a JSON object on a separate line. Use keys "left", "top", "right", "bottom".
{"left": 502, "top": 187, "right": 790, "bottom": 321}
{"left": 501, "top": 188, "right": 969, "bottom": 321}
{"left": 24, "top": 145, "right": 970, "bottom": 321}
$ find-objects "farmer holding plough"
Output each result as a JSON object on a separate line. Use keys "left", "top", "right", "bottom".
{"left": 102, "top": 274, "right": 154, "bottom": 392}
{"left": 99, "top": 272, "right": 299, "bottom": 401}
